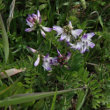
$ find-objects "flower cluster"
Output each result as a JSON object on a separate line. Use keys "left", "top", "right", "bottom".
{"left": 53, "top": 21, "right": 83, "bottom": 42}
{"left": 33, "top": 49, "right": 71, "bottom": 71}
{"left": 69, "top": 33, "right": 95, "bottom": 53}
{"left": 26, "top": 10, "right": 95, "bottom": 71}
{"left": 25, "top": 10, "right": 52, "bottom": 37}
{"left": 53, "top": 21, "right": 95, "bottom": 53}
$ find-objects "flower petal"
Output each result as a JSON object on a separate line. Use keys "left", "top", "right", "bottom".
{"left": 68, "top": 21, "right": 73, "bottom": 29}
{"left": 69, "top": 43, "right": 76, "bottom": 49}
{"left": 42, "top": 62, "right": 52, "bottom": 71}
{"left": 66, "top": 52, "right": 71, "bottom": 61}
{"left": 37, "top": 10, "right": 40, "bottom": 18}
{"left": 53, "top": 26, "right": 63, "bottom": 35}
{"left": 80, "top": 46, "right": 87, "bottom": 54}
{"left": 76, "top": 42, "right": 83, "bottom": 50}
{"left": 37, "top": 10, "right": 41, "bottom": 23}
{"left": 43, "top": 54, "right": 50, "bottom": 62}
{"left": 81, "top": 34, "right": 87, "bottom": 40}
{"left": 26, "top": 15, "right": 34, "bottom": 23}
{"left": 42, "top": 26, "right": 52, "bottom": 32}
{"left": 87, "top": 32, "right": 95, "bottom": 39}
{"left": 59, "top": 33, "right": 67, "bottom": 41}
{"left": 32, "top": 13, "right": 38, "bottom": 21}
{"left": 41, "top": 30, "right": 46, "bottom": 37}
{"left": 65, "top": 35, "right": 71, "bottom": 42}
{"left": 27, "top": 47, "right": 37, "bottom": 53}
{"left": 88, "top": 42, "right": 95, "bottom": 48}
{"left": 34, "top": 55, "right": 40, "bottom": 67}
{"left": 50, "top": 57, "right": 58, "bottom": 65}
{"left": 71, "top": 29, "right": 83, "bottom": 39}
{"left": 69, "top": 42, "right": 83, "bottom": 50}
{"left": 57, "top": 49, "right": 62, "bottom": 57}
{"left": 26, "top": 20, "right": 34, "bottom": 27}
{"left": 25, "top": 27, "right": 35, "bottom": 32}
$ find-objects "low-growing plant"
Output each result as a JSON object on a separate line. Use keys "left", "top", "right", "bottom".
{"left": 0, "top": 0, "right": 110, "bottom": 110}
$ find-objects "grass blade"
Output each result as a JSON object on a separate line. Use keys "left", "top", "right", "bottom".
{"left": 0, "top": 14, "right": 9, "bottom": 63}
{"left": 0, "top": 88, "right": 82, "bottom": 107}
{"left": 76, "top": 89, "right": 88, "bottom": 110}
{"left": 50, "top": 91, "right": 57, "bottom": 110}
{"left": 7, "top": 0, "right": 16, "bottom": 31}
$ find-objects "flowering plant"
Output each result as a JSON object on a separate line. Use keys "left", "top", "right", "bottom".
{"left": 25, "top": 10, "right": 95, "bottom": 71}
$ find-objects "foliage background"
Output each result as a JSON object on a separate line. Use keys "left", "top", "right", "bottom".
{"left": 0, "top": 0, "right": 110, "bottom": 110}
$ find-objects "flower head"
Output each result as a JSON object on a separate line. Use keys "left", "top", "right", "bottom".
{"left": 69, "top": 32, "right": 95, "bottom": 53}
{"left": 42, "top": 50, "right": 71, "bottom": 71}
{"left": 42, "top": 54, "right": 58, "bottom": 71}
{"left": 57, "top": 51, "right": 71, "bottom": 66}
{"left": 25, "top": 10, "right": 52, "bottom": 37}
{"left": 53, "top": 21, "right": 83, "bottom": 42}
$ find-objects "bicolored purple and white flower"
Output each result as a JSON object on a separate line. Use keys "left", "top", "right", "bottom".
{"left": 42, "top": 50, "right": 71, "bottom": 71}
{"left": 42, "top": 54, "right": 58, "bottom": 71}
{"left": 53, "top": 21, "right": 83, "bottom": 42}
{"left": 25, "top": 10, "right": 52, "bottom": 37}
{"left": 81, "top": 33, "right": 95, "bottom": 49}
{"left": 69, "top": 32, "right": 95, "bottom": 53}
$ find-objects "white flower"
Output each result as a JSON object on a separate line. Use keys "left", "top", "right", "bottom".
{"left": 53, "top": 21, "right": 83, "bottom": 42}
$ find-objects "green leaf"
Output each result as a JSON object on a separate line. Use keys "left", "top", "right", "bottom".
{"left": 39, "top": 4, "right": 47, "bottom": 11}
{"left": 0, "top": 14, "right": 9, "bottom": 63}
{"left": 76, "top": 89, "right": 88, "bottom": 110}
{"left": 98, "top": 16, "right": 103, "bottom": 28}
{"left": 0, "top": 89, "right": 76, "bottom": 107}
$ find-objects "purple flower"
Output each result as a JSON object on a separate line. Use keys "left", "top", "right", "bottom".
{"left": 25, "top": 10, "right": 52, "bottom": 37}
{"left": 69, "top": 32, "right": 95, "bottom": 53}
{"left": 53, "top": 21, "right": 83, "bottom": 42}
{"left": 81, "top": 33, "right": 95, "bottom": 49}
{"left": 42, "top": 54, "right": 58, "bottom": 71}
{"left": 57, "top": 50, "right": 71, "bottom": 66}
{"left": 25, "top": 12, "right": 39, "bottom": 32}
{"left": 42, "top": 50, "right": 71, "bottom": 71}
